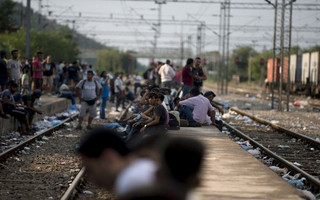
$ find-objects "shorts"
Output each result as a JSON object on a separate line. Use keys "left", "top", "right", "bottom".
{"left": 80, "top": 101, "right": 97, "bottom": 118}
{"left": 43, "top": 76, "right": 53, "bottom": 86}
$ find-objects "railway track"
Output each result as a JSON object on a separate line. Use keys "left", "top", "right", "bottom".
{"left": 60, "top": 104, "right": 131, "bottom": 200}
{"left": 222, "top": 107, "right": 320, "bottom": 194}
{"left": 0, "top": 113, "right": 78, "bottom": 161}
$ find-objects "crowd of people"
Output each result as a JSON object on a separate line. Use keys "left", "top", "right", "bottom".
{"left": 0, "top": 50, "right": 223, "bottom": 136}
{"left": 0, "top": 49, "right": 224, "bottom": 198}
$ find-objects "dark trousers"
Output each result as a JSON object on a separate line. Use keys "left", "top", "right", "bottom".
{"left": 115, "top": 92, "right": 125, "bottom": 109}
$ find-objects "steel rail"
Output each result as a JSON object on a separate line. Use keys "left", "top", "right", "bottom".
{"left": 230, "top": 107, "right": 320, "bottom": 148}
{"left": 0, "top": 113, "right": 79, "bottom": 161}
{"left": 222, "top": 119, "right": 320, "bottom": 190}
{"left": 60, "top": 167, "right": 86, "bottom": 200}
{"left": 60, "top": 103, "right": 132, "bottom": 200}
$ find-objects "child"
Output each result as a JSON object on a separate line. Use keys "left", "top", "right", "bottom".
{"left": 21, "top": 68, "right": 31, "bottom": 95}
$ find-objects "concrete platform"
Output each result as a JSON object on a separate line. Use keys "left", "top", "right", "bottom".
{"left": 0, "top": 95, "right": 71, "bottom": 136}
{"left": 168, "top": 126, "right": 303, "bottom": 200}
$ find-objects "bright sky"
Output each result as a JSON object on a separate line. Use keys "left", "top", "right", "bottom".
{"left": 17, "top": 0, "right": 320, "bottom": 60}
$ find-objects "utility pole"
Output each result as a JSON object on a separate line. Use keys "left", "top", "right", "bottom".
{"left": 38, "top": 0, "right": 42, "bottom": 26}
{"left": 286, "top": 0, "right": 293, "bottom": 112}
{"left": 224, "top": 0, "right": 231, "bottom": 95}
{"left": 25, "top": 0, "right": 31, "bottom": 59}
{"left": 153, "top": 0, "right": 165, "bottom": 60}
{"left": 278, "top": 0, "right": 286, "bottom": 111}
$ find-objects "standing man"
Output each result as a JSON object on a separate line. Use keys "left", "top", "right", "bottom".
{"left": 133, "top": 73, "right": 142, "bottom": 96}
{"left": 32, "top": 52, "right": 44, "bottom": 91}
{"left": 114, "top": 72, "right": 125, "bottom": 112}
{"left": 0, "top": 50, "right": 8, "bottom": 92}
{"left": 99, "top": 71, "right": 109, "bottom": 120}
{"left": 7, "top": 50, "right": 22, "bottom": 89}
{"left": 43, "top": 55, "right": 56, "bottom": 94}
{"left": 193, "top": 57, "right": 207, "bottom": 91}
{"left": 76, "top": 70, "right": 102, "bottom": 130}
{"left": 158, "top": 59, "right": 176, "bottom": 89}
{"left": 67, "top": 61, "right": 80, "bottom": 90}
{"left": 182, "top": 58, "right": 197, "bottom": 96}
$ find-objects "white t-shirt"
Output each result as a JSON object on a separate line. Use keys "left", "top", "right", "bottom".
{"left": 158, "top": 64, "right": 176, "bottom": 82}
{"left": 134, "top": 75, "right": 142, "bottom": 84}
{"left": 7, "top": 59, "right": 22, "bottom": 80}
{"left": 59, "top": 84, "right": 70, "bottom": 93}
{"left": 115, "top": 159, "right": 157, "bottom": 196}
{"left": 114, "top": 77, "right": 124, "bottom": 93}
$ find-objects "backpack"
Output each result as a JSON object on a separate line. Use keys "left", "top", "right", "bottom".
{"left": 168, "top": 113, "right": 180, "bottom": 130}
{"left": 81, "top": 79, "right": 99, "bottom": 95}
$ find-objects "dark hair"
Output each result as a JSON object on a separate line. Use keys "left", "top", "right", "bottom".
{"left": 72, "top": 61, "right": 78, "bottom": 65}
{"left": 195, "top": 57, "right": 201, "bottom": 60}
{"left": 186, "top": 58, "right": 193, "bottom": 65}
{"left": 140, "top": 90, "right": 147, "bottom": 97}
{"left": 78, "top": 128, "right": 128, "bottom": 158}
{"left": 151, "top": 88, "right": 160, "bottom": 93}
{"left": 173, "top": 97, "right": 180, "bottom": 105}
{"left": 10, "top": 82, "right": 18, "bottom": 88}
{"left": 164, "top": 137, "right": 205, "bottom": 184}
{"left": 166, "top": 59, "right": 170, "bottom": 64}
{"left": 0, "top": 50, "right": 6, "bottom": 58}
{"left": 190, "top": 87, "right": 200, "bottom": 96}
{"left": 36, "top": 51, "right": 43, "bottom": 55}
{"left": 157, "top": 93, "right": 165, "bottom": 102}
{"left": 204, "top": 91, "right": 216, "bottom": 98}
{"left": 100, "top": 71, "right": 106, "bottom": 77}
{"left": 87, "top": 70, "right": 94, "bottom": 75}
{"left": 11, "top": 50, "right": 18, "bottom": 55}
{"left": 148, "top": 92, "right": 158, "bottom": 99}
{"left": 23, "top": 68, "right": 29, "bottom": 74}
{"left": 6, "top": 80, "right": 15, "bottom": 87}
{"left": 33, "top": 89, "right": 42, "bottom": 97}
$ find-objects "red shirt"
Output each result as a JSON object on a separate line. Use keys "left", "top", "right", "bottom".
{"left": 182, "top": 65, "right": 193, "bottom": 86}
{"left": 33, "top": 60, "right": 43, "bottom": 79}
{"left": 175, "top": 70, "right": 182, "bottom": 83}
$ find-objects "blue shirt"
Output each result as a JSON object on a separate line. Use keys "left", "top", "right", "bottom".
{"left": 100, "top": 77, "right": 109, "bottom": 98}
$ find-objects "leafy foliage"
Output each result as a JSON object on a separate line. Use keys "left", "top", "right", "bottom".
{"left": 0, "top": 27, "right": 79, "bottom": 61}
{"left": 96, "top": 48, "right": 137, "bottom": 75}
{"left": 0, "top": 0, "right": 16, "bottom": 33}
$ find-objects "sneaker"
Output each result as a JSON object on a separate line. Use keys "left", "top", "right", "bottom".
{"left": 76, "top": 125, "right": 82, "bottom": 130}
{"left": 115, "top": 110, "right": 120, "bottom": 112}
{"left": 86, "top": 125, "right": 92, "bottom": 130}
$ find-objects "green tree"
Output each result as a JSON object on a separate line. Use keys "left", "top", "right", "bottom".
{"left": 230, "top": 45, "right": 257, "bottom": 81}
{"left": 96, "top": 48, "right": 137, "bottom": 75}
{"left": 0, "top": 27, "right": 78, "bottom": 61}
{"left": 0, "top": 0, "right": 16, "bottom": 33}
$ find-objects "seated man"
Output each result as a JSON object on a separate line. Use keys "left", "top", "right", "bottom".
{"left": 59, "top": 83, "right": 76, "bottom": 105}
{"left": 22, "top": 89, "right": 43, "bottom": 127}
{"left": 1, "top": 82, "right": 30, "bottom": 133}
{"left": 139, "top": 92, "right": 168, "bottom": 135}
{"left": 203, "top": 91, "right": 224, "bottom": 114}
{"left": 178, "top": 87, "right": 215, "bottom": 126}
